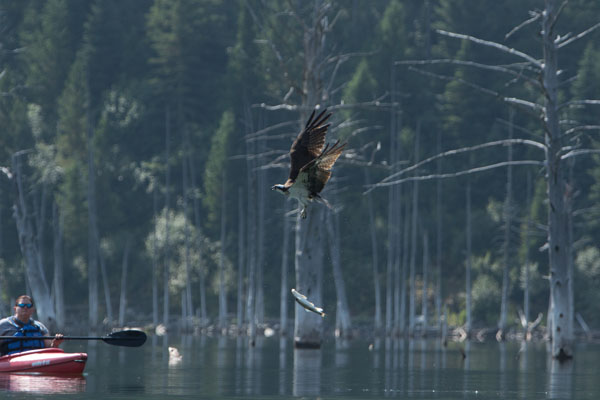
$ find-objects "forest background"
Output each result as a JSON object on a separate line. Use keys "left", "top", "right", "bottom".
{"left": 1, "top": 0, "right": 599, "bottom": 336}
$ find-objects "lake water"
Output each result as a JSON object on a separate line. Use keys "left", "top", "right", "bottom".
{"left": 1, "top": 335, "right": 599, "bottom": 399}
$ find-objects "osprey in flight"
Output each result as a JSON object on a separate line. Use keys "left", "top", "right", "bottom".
{"left": 272, "top": 108, "right": 346, "bottom": 218}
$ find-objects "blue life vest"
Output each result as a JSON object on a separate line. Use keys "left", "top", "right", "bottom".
{"left": 5, "top": 317, "right": 45, "bottom": 355}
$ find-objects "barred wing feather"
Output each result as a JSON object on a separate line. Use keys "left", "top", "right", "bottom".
{"left": 288, "top": 109, "right": 332, "bottom": 182}
{"left": 300, "top": 140, "right": 346, "bottom": 194}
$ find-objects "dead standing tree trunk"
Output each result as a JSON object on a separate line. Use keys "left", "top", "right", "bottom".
{"left": 465, "top": 176, "right": 472, "bottom": 335}
{"left": 255, "top": 0, "right": 393, "bottom": 345}
{"left": 218, "top": 170, "right": 228, "bottom": 331}
{"left": 163, "top": 105, "right": 171, "bottom": 329}
{"left": 11, "top": 153, "right": 56, "bottom": 328}
{"left": 498, "top": 107, "right": 515, "bottom": 340}
{"left": 291, "top": 2, "right": 331, "bottom": 349}
{"left": 292, "top": 105, "right": 326, "bottom": 347}
{"left": 435, "top": 129, "right": 443, "bottom": 330}
{"left": 375, "top": 0, "right": 600, "bottom": 359}
{"left": 98, "top": 240, "right": 113, "bottom": 325}
{"left": 400, "top": 196, "right": 410, "bottom": 334}
{"left": 364, "top": 168, "right": 383, "bottom": 334}
{"left": 87, "top": 112, "right": 99, "bottom": 330}
{"left": 294, "top": 206, "right": 326, "bottom": 348}
{"left": 436, "top": 1, "right": 600, "bottom": 358}
{"left": 52, "top": 202, "right": 65, "bottom": 329}
{"left": 182, "top": 142, "right": 193, "bottom": 330}
{"left": 279, "top": 202, "right": 292, "bottom": 336}
{"left": 237, "top": 189, "right": 246, "bottom": 332}
{"left": 244, "top": 106, "right": 258, "bottom": 343}
{"left": 408, "top": 124, "right": 420, "bottom": 336}
{"left": 385, "top": 66, "right": 398, "bottom": 336}
{"left": 189, "top": 154, "right": 208, "bottom": 325}
{"left": 421, "top": 232, "right": 429, "bottom": 333}
{"left": 541, "top": 0, "right": 572, "bottom": 360}
{"left": 522, "top": 172, "right": 533, "bottom": 336}
{"left": 118, "top": 237, "right": 131, "bottom": 327}
{"left": 152, "top": 185, "right": 159, "bottom": 327}
{"left": 326, "top": 206, "right": 352, "bottom": 339}
{"left": 255, "top": 133, "right": 266, "bottom": 328}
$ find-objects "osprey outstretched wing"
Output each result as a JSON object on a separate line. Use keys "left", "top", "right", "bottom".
{"left": 286, "top": 108, "right": 332, "bottom": 185}
{"left": 272, "top": 108, "right": 346, "bottom": 218}
{"left": 297, "top": 140, "right": 345, "bottom": 194}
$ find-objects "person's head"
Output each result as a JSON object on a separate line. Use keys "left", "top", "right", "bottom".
{"left": 13, "top": 295, "right": 35, "bottom": 323}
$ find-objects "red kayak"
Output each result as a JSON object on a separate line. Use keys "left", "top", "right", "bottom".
{"left": 0, "top": 348, "right": 87, "bottom": 374}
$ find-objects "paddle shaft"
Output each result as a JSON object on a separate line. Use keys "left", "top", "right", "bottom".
{"left": 0, "top": 336, "right": 119, "bottom": 340}
{"left": 0, "top": 330, "right": 147, "bottom": 347}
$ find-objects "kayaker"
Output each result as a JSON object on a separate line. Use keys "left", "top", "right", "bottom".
{"left": 0, "top": 295, "right": 64, "bottom": 356}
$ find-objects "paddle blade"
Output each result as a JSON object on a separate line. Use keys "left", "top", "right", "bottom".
{"left": 102, "top": 330, "right": 147, "bottom": 347}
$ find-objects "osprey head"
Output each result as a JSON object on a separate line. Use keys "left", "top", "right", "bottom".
{"left": 271, "top": 184, "right": 289, "bottom": 195}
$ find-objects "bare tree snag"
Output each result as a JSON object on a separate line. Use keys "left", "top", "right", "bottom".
{"left": 11, "top": 153, "right": 56, "bottom": 329}
{"left": 374, "top": 0, "right": 600, "bottom": 359}
{"left": 465, "top": 176, "right": 472, "bottom": 336}
{"left": 163, "top": 105, "right": 171, "bottom": 329}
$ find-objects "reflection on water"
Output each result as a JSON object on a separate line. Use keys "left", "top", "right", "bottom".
{"left": 2, "top": 337, "right": 599, "bottom": 398}
{"left": 278, "top": 337, "right": 287, "bottom": 395}
{"left": 0, "top": 373, "right": 86, "bottom": 394}
{"left": 293, "top": 347, "right": 321, "bottom": 397}
{"left": 548, "top": 357, "right": 573, "bottom": 399}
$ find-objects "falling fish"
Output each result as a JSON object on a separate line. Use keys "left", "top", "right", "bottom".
{"left": 291, "top": 288, "right": 325, "bottom": 317}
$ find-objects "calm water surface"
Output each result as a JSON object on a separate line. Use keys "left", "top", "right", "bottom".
{"left": 1, "top": 335, "right": 599, "bottom": 399}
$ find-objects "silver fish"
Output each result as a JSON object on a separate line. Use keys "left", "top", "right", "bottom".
{"left": 291, "top": 288, "right": 325, "bottom": 317}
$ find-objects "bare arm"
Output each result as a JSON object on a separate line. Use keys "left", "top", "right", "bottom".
{"left": 44, "top": 333, "right": 64, "bottom": 348}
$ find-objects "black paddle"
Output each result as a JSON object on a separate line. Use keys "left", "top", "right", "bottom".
{"left": 0, "top": 329, "right": 147, "bottom": 347}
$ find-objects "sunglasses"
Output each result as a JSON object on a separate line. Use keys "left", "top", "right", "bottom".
{"left": 17, "top": 303, "right": 33, "bottom": 309}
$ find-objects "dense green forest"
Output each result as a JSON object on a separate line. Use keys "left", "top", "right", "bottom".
{"left": 1, "top": 0, "right": 599, "bottom": 337}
